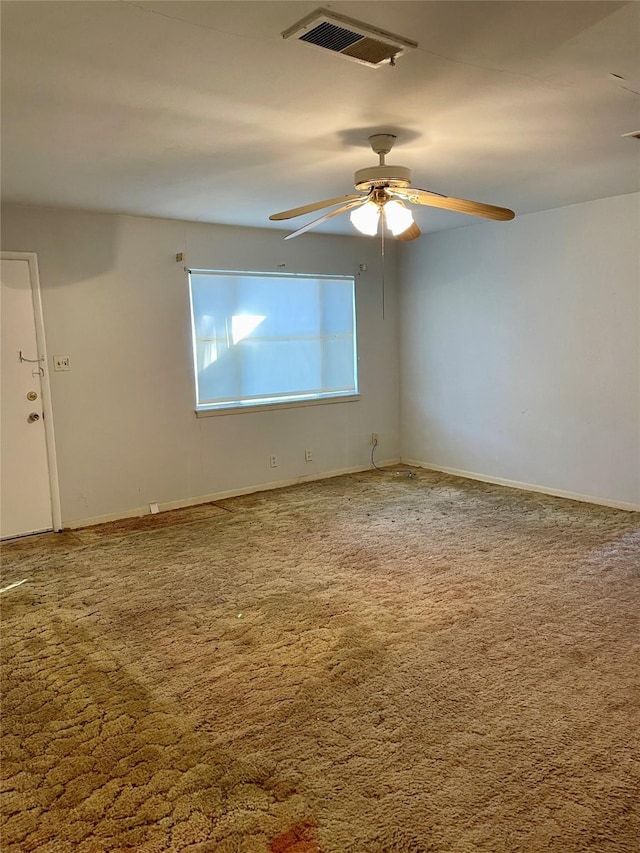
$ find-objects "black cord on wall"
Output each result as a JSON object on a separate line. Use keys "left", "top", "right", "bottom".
{"left": 370, "top": 437, "right": 415, "bottom": 479}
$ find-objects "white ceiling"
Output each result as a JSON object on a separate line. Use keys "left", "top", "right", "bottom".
{"left": 1, "top": 1, "right": 639, "bottom": 235}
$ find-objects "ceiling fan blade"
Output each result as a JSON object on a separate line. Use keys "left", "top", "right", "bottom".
{"left": 389, "top": 187, "right": 515, "bottom": 221}
{"left": 283, "top": 198, "right": 366, "bottom": 240}
{"left": 395, "top": 222, "right": 422, "bottom": 241}
{"left": 270, "top": 194, "right": 363, "bottom": 221}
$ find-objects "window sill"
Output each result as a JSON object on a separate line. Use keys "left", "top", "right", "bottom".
{"left": 195, "top": 394, "right": 361, "bottom": 417}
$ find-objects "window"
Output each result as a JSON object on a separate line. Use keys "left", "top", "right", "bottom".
{"left": 188, "top": 270, "right": 359, "bottom": 412}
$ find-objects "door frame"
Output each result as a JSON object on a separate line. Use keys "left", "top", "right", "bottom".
{"left": 2, "top": 251, "right": 62, "bottom": 533}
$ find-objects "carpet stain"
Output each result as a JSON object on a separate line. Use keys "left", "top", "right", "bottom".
{"left": 270, "top": 820, "right": 321, "bottom": 852}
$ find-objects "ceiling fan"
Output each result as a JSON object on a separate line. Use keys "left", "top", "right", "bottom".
{"left": 269, "top": 133, "right": 515, "bottom": 241}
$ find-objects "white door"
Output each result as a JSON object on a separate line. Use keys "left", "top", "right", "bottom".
{"left": 1, "top": 257, "right": 55, "bottom": 538}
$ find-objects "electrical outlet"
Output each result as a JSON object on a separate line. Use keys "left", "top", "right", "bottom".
{"left": 53, "top": 355, "right": 70, "bottom": 372}
{"left": 269, "top": 454, "right": 278, "bottom": 468}
{"left": 305, "top": 449, "right": 312, "bottom": 462}
{"left": 371, "top": 433, "right": 379, "bottom": 446}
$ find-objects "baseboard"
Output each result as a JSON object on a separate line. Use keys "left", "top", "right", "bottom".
{"left": 63, "top": 458, "right": 402, "bottom": 530}
{"left": 401, "top": 458, "right": 640, "bottom": 513}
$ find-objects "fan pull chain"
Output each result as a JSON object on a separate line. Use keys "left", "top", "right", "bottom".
{"left": 381, "top": 209, "right": 386, "bottom": 320}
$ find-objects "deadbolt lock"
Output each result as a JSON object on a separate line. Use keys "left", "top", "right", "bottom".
{"left": 27, "top": 391, "right": 38, "bottom": 401}
{"left": 28, "top": 412, "right": 40, "bottom": 423}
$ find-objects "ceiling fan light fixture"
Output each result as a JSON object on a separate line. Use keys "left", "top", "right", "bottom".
{"left": 383, "top": 199, "right": 414, "bottom": 236}
{"left": 350, "top": 200, "right": 380, "bottom": 235}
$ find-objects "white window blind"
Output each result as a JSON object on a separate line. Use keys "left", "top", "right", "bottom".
{"left": 188, "top": 270, "right": 358, "bottom": 411}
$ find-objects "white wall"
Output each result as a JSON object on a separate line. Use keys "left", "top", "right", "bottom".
{"left": 2, "top": 205, "right": 400, "bottom": 526}
{"left": 400, "top": 193, "right": 640, "bottom": 509}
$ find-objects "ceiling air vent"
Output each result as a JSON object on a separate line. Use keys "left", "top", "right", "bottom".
{"left": 282, "top": 8, "right": 418, "bottom": 68}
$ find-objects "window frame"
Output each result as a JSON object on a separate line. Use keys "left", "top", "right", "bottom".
{"left": 187, "top": 268, "right": 360, "bottom": 416}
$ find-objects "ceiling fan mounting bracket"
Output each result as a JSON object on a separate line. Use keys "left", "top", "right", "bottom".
{"left": 368, "top": 133, "right": 397, "bottom": 156}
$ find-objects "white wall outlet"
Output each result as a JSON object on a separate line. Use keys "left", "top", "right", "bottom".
{"left": 371, "top": 433, "right": 379, "bottom": 446}
{"left": 305, "top": 449, "right": 313, "bottom": 462}
{"left": 53, "top": 355, "right": 70, "bottom": 371}
{"left": 269, "top": 454, "right": 278, "bottom": 468}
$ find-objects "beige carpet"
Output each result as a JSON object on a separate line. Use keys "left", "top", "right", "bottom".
{"left": 1, "top": 469, "right": 639, "bottom": 852}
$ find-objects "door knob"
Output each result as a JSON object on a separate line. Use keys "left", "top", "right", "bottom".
{"left": 27, "top": 412, "right": 40, "bottom": 423}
